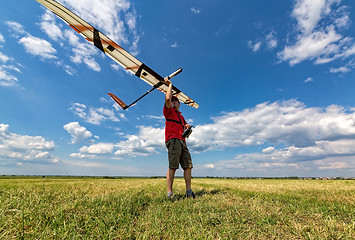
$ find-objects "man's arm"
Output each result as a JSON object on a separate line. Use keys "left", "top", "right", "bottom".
{"left": 165, "top": 77, "right": 173, "bottom": 108}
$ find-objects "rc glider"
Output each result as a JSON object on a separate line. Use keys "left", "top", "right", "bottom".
{"left": 35, "top": 0, "right": 199, "bottom": 109}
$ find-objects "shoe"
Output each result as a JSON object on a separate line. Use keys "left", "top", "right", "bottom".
{"left": 185, "top": 191, "right": 195, "bottom": 199}
{"left": 167, "top": 193, "right": 174, "bottom": 200}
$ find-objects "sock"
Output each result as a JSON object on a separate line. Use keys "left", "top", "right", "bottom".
{"left": 186, "top": 189, "right": 193, "bottom": 195}
{"left": 167, "top": 192, "right": 173, "bottom": 197}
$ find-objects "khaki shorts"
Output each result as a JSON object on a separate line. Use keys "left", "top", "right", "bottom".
{"left": 165, "top": 138, "right": 193, "bottom": 169}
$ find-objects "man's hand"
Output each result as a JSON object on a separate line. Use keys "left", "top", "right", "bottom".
{"left": 164, "top": 77, "right": 171, "bottom": 84}
{"left": 185, "top": 124, "right": 191, "bottom": 129}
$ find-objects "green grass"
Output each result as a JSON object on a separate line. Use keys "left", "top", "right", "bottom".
{"left": 1, "top": 177, "right": 354, "bottom": 239}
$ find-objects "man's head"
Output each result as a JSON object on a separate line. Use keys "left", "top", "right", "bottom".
{"left": 171, "top": 96, "right": 180, "bottom": 109}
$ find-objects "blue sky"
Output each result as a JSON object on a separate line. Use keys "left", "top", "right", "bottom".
{"left": 1, "top": 0, "right": 355, "bottom": 177}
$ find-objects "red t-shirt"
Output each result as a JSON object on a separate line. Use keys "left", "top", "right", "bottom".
{"left": 163, "top": 105, "right": 186, "bottom": 142}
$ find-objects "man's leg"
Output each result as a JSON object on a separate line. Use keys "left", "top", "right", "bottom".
{"left": 183, "top": 167, "right": 192, "bottom": 191}
{"left": 184, "top": 168, "right": 195, "bottom": 198}
{"left": 167, "top": 168, "right": 176, "bottom": 195}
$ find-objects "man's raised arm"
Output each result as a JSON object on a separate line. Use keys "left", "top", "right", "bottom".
{"left": 165, "top": 77, "right": 173, "bottom": 108}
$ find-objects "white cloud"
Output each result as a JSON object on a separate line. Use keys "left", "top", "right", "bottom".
{"left": 80, "top": 142, "right": 115, "bottom": 154}
{"left": 330, "top": 66, "right": 349, "bottom": 73}
{"left": 304, "top": 77, "right": 314, "bottom": 82}
{"left": 5, "top": 21, "right": 26, "bottom": 35}
{"left": 0, "top": 123, "right": 9, "bottom": 134}
{"left": 0, "top": 123, "right": 58, "bottom": 164}
{"left": 188, "top": 99, "right": 355, "bottom": 153}
{"left": 0, "top": 52, "right": 10, "bottom": 63}
{"left": 69, "top": 102, "right": 123, "bottom": 125}
{"left": 81, "top": 99, "right": 355, "bottom": 161}
{"left": 63, "top": 122, "right": 93, "bottom": 144}
{"left": 170, "top": 42, "right": 178, "bottom": 48}
{"left": 248, "top": 30, "right": 278, "bottom": 52}
{"left": 69, "top": 152, "right": 97, "bottom": 159}
{"left": 0, "top": 66, "right": 19, "bottom": 87}
{"left": 262, "top": 146, "right": 275, "bottom": 154}
{"left": 69, "top": 125, "right": 164, "bottom": 159}
{"left": 40, "top": 10, "right": 64, "bottom": 42}
{"left": 64, "top": 30, "right": 101, "bottom": 71}
{"left": 6, "top": 20, "right": 76, "bottom": 77}
{"left": 19, "top": 35, "right": 57, "bottom": 59}
{"left": 265, "top": 31, "right": 278, "bottom": 49}
{"left": 0, "top": 33, "right": 5, "bottom": 43}
{"left": 114, "top": 126, "right": 164, "bottom": 157}
{"left": 0, "top": 31, "right": 22, "bottom": 87}
{"left": 278, "top": 0, "right": 355, "bottom": 66}
{"left": 329, "top": 60, "right": 354, "bottom": 73}
{"left": 279, "top": 26, "right": 342, "bottom": 65}
{"left": 69, "top": 100, "right": 355, "bottom": 174}
{"left": 248, "top": 40, "right": 262, "bottom": 52}
{"left": 191, "top": 8, "right": 200, "bottom": 14}
{"left": 61, "top": 99, "right": 355, "bottom": 176}
{"left": 291, "top": 0, "right": 340, "bottom": 35}
{"left": 206, "top": 138, "right": 355, "bottom": 174}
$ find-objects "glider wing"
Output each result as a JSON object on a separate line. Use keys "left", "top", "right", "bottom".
{"left": 35, "top": 0, "right": 199, "bottom": 108}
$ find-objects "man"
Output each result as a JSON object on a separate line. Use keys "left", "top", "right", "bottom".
{"left": 163, "top": 77, "right": 195, "bottom": 199}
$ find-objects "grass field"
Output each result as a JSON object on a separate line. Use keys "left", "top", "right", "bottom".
{"left": 1, "top": 177, "right": 354, "bottom": 239}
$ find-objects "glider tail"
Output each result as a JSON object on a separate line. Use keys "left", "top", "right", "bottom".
{"left": 108, "top": 93, "right": 128, "bottom": 110}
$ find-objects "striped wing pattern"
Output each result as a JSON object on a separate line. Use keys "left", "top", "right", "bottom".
{"left": 35, "top": 0, "right": 199, "bottom": 108}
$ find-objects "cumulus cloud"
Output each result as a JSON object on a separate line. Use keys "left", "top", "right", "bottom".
{"left": 69, "top": 125, "right": 164, "bottom": 159}
{"left": 114, "top": 126, "right": 164, "bottom": 157}
{"left": 68, "top": 100, "right": 355, "bottom": 174}
{"left": 188, "top": 100, "right": 355, "bottom": 152}
{"left": 6, "top": 21, "right": 57, "bottom": 60}
{"left": 19, "top": 35, "right": 57, "bottom": 59}
{"left": 202, "top": 139, "right": 355, "bottom": 174}
{"left": 69, "top": 102, "right": 124, "bottom": 125}
{"left": 278, "top": 0, "right": 355, "bottom": 66}
{"left": 40, "top": 10, "right": 64, "bottom": 42}
{"left": 63, "top": 122, "right": 93, "bottom": 144}
{"left": 80, "top": 142, "right": 115, "bottom": 154}
{"left": 0, "top": 123, "right": 9, "bottom": 133}
{"left": 70, "top": 143, "right": 115, "bottom": 159}
{"left": 192, "top": 99, "right": 355, "bottom": 174}
{"left": 0, "top": 123, "right": 58, "bottom": 164}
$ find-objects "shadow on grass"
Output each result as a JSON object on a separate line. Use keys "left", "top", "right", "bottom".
{"left": 165, "top": 188, "right": 223, "bottom": 202}
{"left": 195, "top": 188, "right": 222, "bottom": 197}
